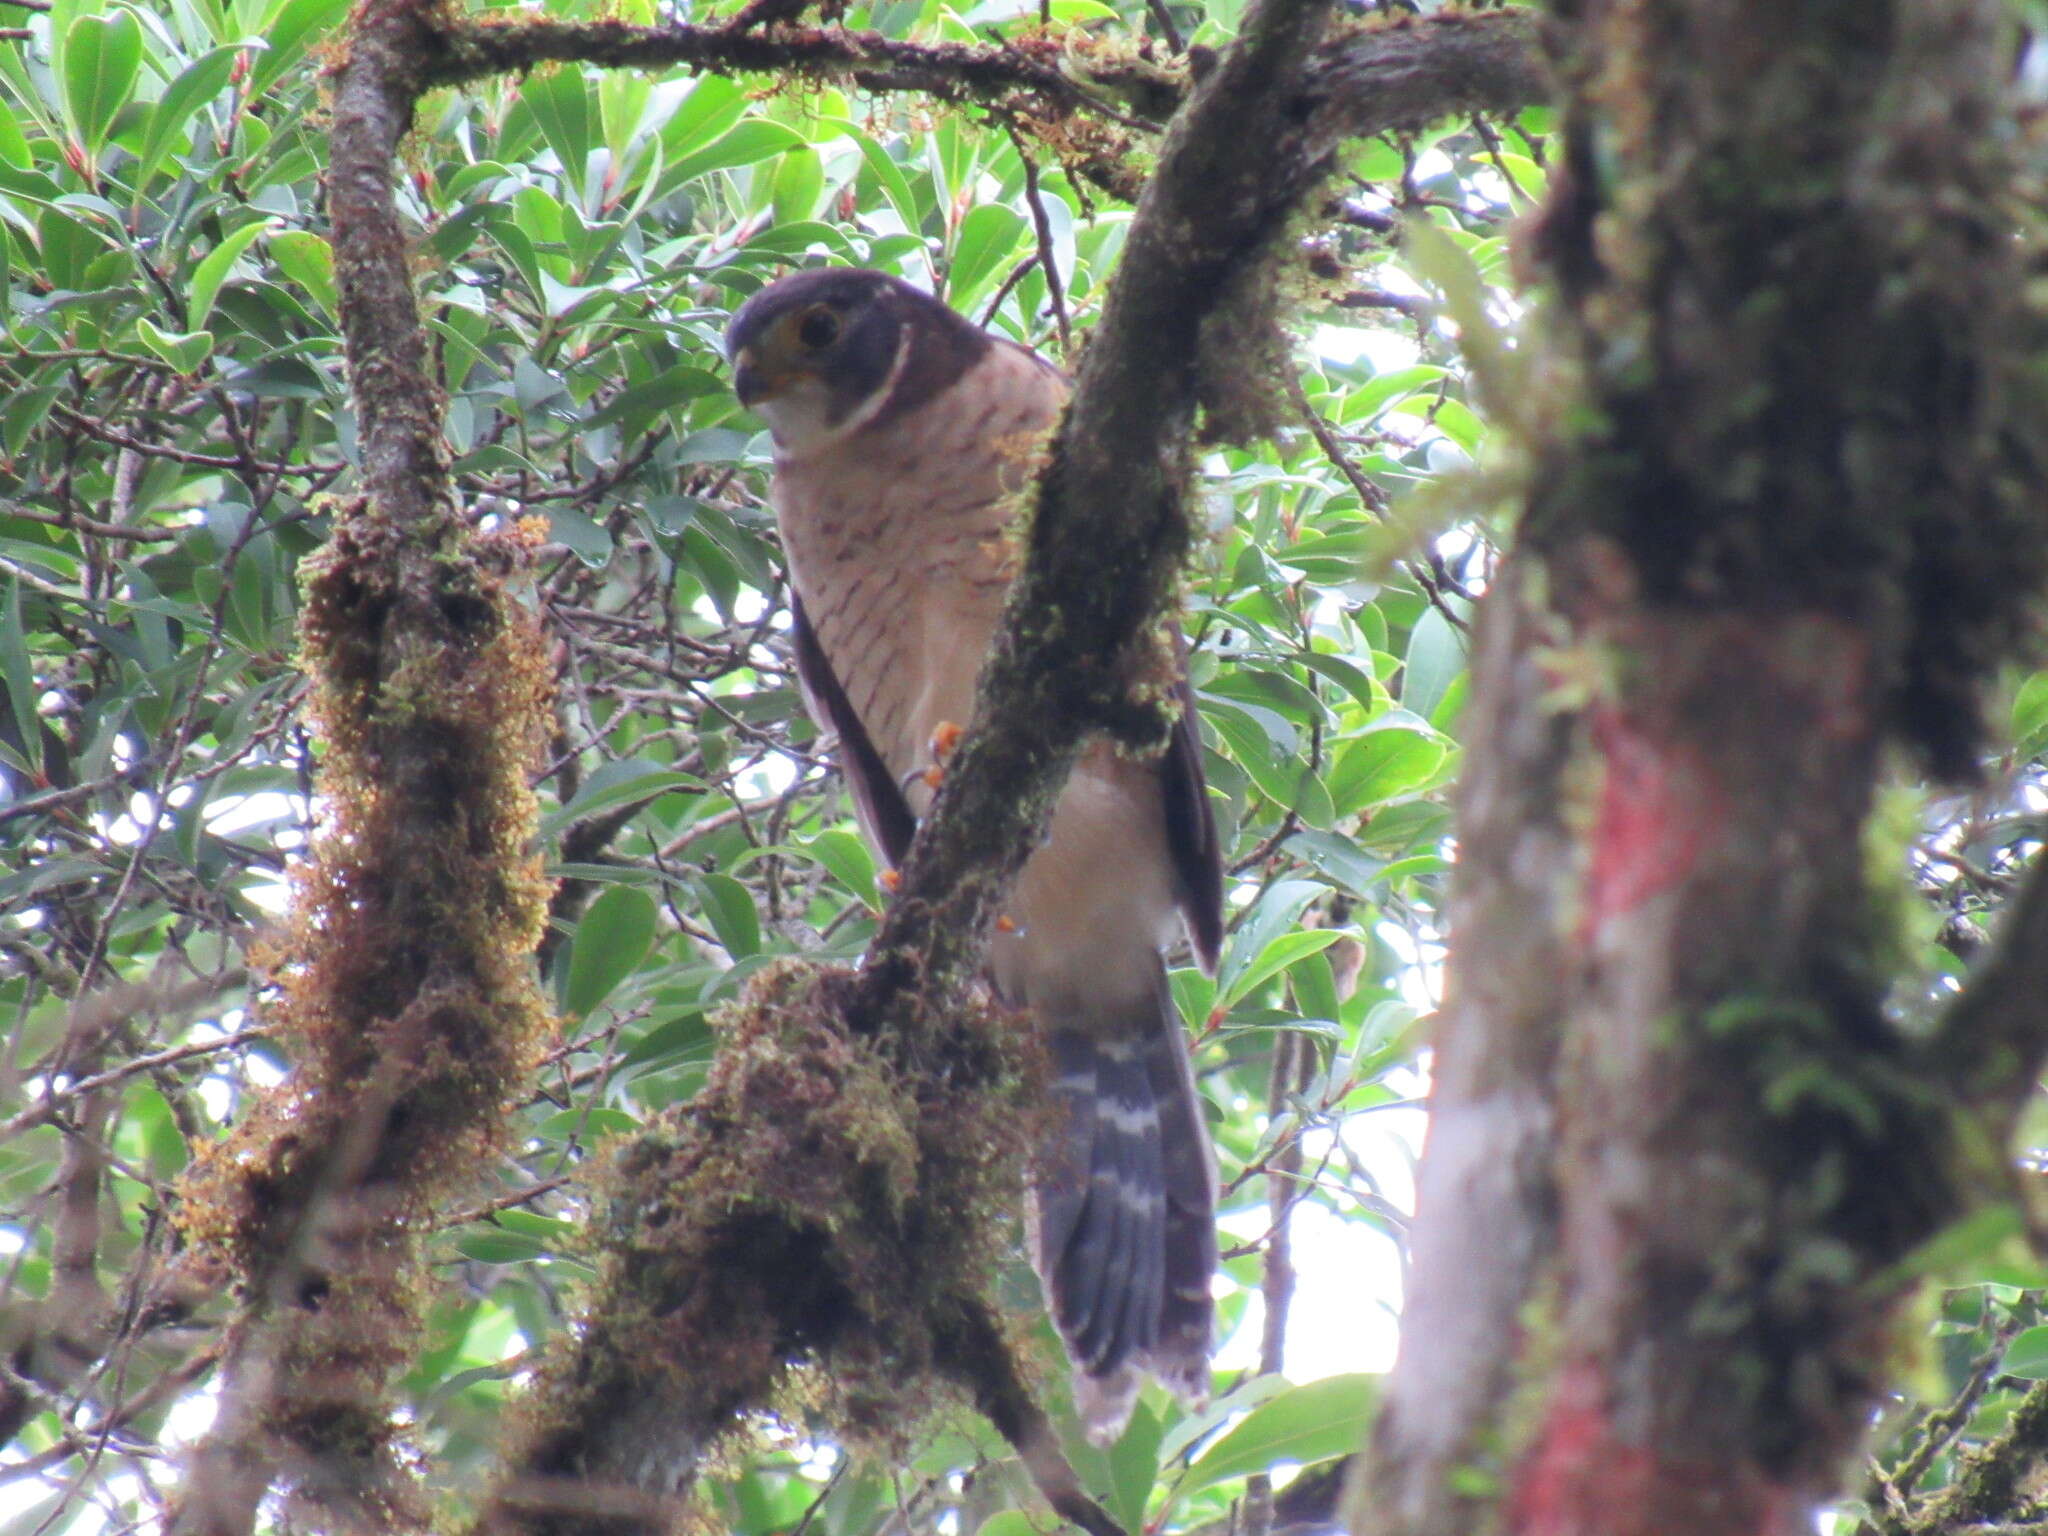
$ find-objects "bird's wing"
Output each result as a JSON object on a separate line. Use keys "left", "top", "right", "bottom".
{"left": 789, "top": 589, "right": 918, "bottom": 867}
{"left": 1162, "top": 670, "right": 1223, "bottom": 973}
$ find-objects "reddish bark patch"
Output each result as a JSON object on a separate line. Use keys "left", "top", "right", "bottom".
{"left": 1579, "top": 704, "right": 1719, "bottom": 945}
{"left": 1511, "top": 1363, "right": 1799, "bottom": 1536}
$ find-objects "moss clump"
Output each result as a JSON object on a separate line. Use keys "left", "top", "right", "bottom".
{"left": 489, "top": 960, "right": 1047, "bottom": 1528}
{"left": 175, "top": 501, "right": 556, "bottom": 1520}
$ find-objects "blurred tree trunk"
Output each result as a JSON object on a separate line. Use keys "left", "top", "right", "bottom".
{"left": 1361, "top": 3, "right": 2048, "bottom": 1534}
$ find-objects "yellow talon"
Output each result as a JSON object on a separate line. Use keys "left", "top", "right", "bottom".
{"left": 879, "top": 869, "right": 902, "bottom": 893}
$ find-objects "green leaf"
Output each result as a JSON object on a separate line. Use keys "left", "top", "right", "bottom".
{"left": 1432, "top": 396, "right": 1486, "bottom": 454}
{"left": 1218, "top": 879, "right": 1323, "bottom": 1004}
{"left": 455, "top": 1227, "right": 549, "bottom": 1264}
{"left": 62, "top": 8, "right": 142, "bottom": 156}
{"left": 804, "top": 828, "right": 880, "bottom": 907}
{"left": 187, "top": 219, "right": 273, "bottom": 332}
{"left": 598, "top": 69, "right": 651, "bottom": 165}
{"left": 1298, "top": 650, "right": 1389, "bottom": 716}
{"left": 134, "top": 44, "right": 239, "bottom": 188}
{"left": 533, "top": 1107, "right": 638, "bottom": 1145}
{"left": 870, "top": 0, "right": 925, "bottom": 37}
{"left": 1219, "top": 930, "right": 1342, "bottom": 1010}
{"left": 2013, "top": 670, "right": 2048, "bottom": 759}
{"left": 1348, "top": 798, "right": 1446, "bottom": 859}
{"left": 1104, "top": 1398, "right": 1167, "bottom": 1534}
{"left": 268, "top": 229, "right": 339, "bottom": 319}
{"left": 0, "top": 97, "right": 31, "bottom": 170}
{"left": 1180, "top": 1373, "right": 1378, "bottom": 1494}
{"left": 1400, "top": 607, "right": 1465, "bottom": 722}
{"left": 580, "top": 367, "right": 723, "bottom": 437}
{"left": 37, "top": 207, "right": 105, "bottom": 293}
{"left": 1328, "top": 727, "right": 1445, "bottom": 817}
{"left": 245, "top": 0, "right": 350, "bottom": 99}
{"left": 1291, "top": 949, "right": 1341, "bottom": 1022}
{"left": 769, "top": 145, "right": 825, "bottom": 226}
{"left": 1205, "top": 697, "right": 1330, "bottom": 823}
{"left": 524, "top": 67, "right": 595, "bottom": 194}
{"left": 2003, "top": 1325, "right": 2048, "bottom": 1380}
{"left": 546, "top": 506, "right": 612, "bottom": 566}
{"left": 1878, "top": 1202, "right": 2023, "bottom": 1287}
{"left": 947, "top": 202, "right": 1024, "bottom": 304}
{"left": 135, "top": 317, "right": 214, "bottom": 373}
{"left": 1169, "top": 965, "right": 1216, "bottom": 1034}
{"left": 661, "top": 74, "right": 749, "bottom": 161}
{"left": 696, "top": 871, "right": 761, "bottom": 959}
{"left": 1283, "top": 829, "right": 1387, "bottom": 897}
{"left": 620, "top": 1009, "right": 712, "bottom": 1074}
{"left": 539, "top": 760, "right": 705, "bottom": 840}
{"left": 122, "top": 1083, "right": 189, "bottom": 1174}
{"left": 1270, "top": 531, "right": 1377, "bottom": 584}
{"left": 665, "top": 119, "right": 806, "bottom": 188}
{"left": 0, "top": 578, "right": 40, "bottom": 772}
{"left": 562, "top": 885, "right": 659, "bottom": 1016}
{"left": 1342, "top": 364, "right": 1448, "bottom": 425}
{"left": 1345, "top": 135, "right": 1405, "bottom": 183}
{"left": 830, "top": 120, "right": 925, "bottom": 234}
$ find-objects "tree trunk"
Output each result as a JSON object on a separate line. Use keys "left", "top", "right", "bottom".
{"left": 1362, "top": 2, "right": 2048, "bottom": 1533}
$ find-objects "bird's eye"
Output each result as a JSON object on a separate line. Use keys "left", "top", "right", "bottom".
{"left": 796, "top": 308, "right": 840, "bottom": 349}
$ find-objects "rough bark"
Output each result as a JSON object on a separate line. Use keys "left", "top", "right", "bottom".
{"left": 1360, "top": 3, "right": 2048, "bottom": 1535}
{"left": 408, "top": 6, "right": 1543, "bottom": 142}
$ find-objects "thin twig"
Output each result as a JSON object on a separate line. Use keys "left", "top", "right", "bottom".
{"left": 1006, "top": 123, "right": 1072, "bottom": 357}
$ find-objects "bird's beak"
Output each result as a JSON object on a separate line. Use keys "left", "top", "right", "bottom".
{"left": 733, "top": 349, "right": 768, "bottom": 407}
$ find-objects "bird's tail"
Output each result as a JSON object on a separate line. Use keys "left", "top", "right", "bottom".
{"left": 1031, "top": 964, "right": 1216, "bottom": 1444}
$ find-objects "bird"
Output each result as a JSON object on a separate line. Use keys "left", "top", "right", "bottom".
{"left": 725, "top": 266, "right": 1224, "bottom": 1440}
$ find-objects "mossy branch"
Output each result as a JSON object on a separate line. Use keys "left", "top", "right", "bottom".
{"left": 167, "top": 2, "right": 557, "bottom": 1533}
{"left": 1926, "top": 850, "right": 2048, "bottom": 1132}
{"left": 1900, "top": 1375, "right": 2048, "bottom": 1533}
{"left": 405, "top": 3, "right": 1544, "bottom": 175}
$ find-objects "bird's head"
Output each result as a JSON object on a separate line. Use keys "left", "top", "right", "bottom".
{"left": 725, "top": 267, "right": 987, "bottom": 452}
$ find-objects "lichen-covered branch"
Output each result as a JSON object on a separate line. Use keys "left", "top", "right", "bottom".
{"left": 1301, "top": 7, "right": 1546, "bottom": 151}
{"left": 405, "top": 3, "right": 1542, "bottom": 186}
{"left": 1888, "top": 1376, "right": 2048, "bottom": 1534}
{"left": 415, "top": 9, "right": 1082, "bottom": 106}
{"left": 329, "top": 0, "right": 449, "bottom": 529}
{"left": 1930, "top": 848, "right": 2048, "bottom": 1130}
{"left": 166, "top": 2, "right": 556, "bottom": 1532}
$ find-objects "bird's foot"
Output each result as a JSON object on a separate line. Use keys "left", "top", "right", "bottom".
{"left": 904, "top": 719, "right": 966, "bottom": 791}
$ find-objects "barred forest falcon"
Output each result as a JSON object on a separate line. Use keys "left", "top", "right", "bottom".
{"left": 726, "top": 268, "right": 1224, "bottom": 1439}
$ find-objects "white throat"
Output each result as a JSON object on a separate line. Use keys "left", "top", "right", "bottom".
{"left": 758, "top": 327, "right": 914, "bottom": 457}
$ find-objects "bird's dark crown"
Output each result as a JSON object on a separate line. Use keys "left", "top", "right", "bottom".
{"left": 725, "top": 267, "right": 926, "bottom": 359}
{"left": 724, "top": 267, "right": 992, "bottom": 435}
